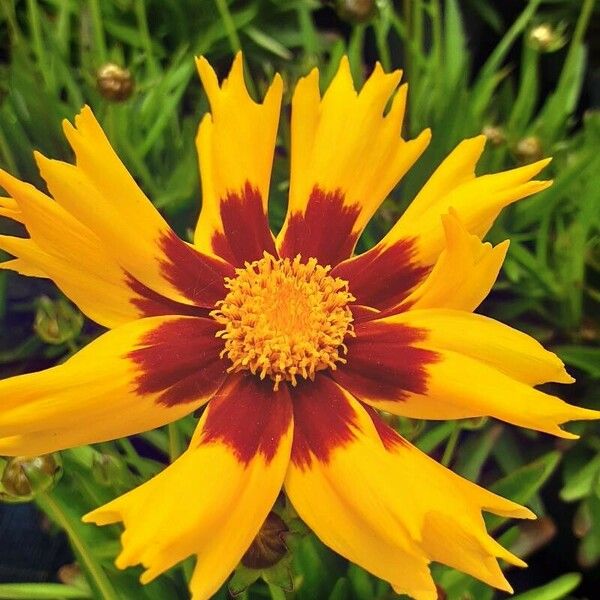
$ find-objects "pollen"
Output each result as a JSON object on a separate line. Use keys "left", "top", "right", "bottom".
{"left": 211, "top": 253, "right": 356, "bottom": 390}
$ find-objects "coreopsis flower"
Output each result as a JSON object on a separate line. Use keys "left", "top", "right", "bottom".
{"left": 0, "top": 54, "right": 596, "bottom": 600}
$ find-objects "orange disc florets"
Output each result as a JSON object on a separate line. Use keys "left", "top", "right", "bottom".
{"left": 212, "top": 253, "right": 355, "bottom": 390}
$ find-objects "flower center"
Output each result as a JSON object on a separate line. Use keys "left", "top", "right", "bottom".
{"left": 212, "top": 253, "right": 355, "bottom": 390}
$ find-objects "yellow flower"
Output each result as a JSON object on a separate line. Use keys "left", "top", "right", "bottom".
{"left": 0, "top": 54, "right": 597, "bottom": 600}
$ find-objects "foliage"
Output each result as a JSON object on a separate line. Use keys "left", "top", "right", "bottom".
{"left": 0, "top": 0, "right": 598, "bottom": 598}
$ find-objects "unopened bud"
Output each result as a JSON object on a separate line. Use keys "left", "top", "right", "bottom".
{"left": 0, "top": 454, "right": 62, "bottom": 503}
{"left": 58, "top": 564, "right": 82, "bottom": 586}
{"left": 515, "top": 136, "right": 543, "bottom": 163}
{"left": 97, "top": 63, "right": 134, "bottom": 102}
{"left": 34, "top": 296, "right": 83, "bottom": 345}
{"left": 241, "top": 512, "right": 288, "bottom": 569}
{"left": 528, "top": 23, "right": 566, "bottom": 53}
{"left": 336, "top": 0, "right": 377, "bottom": 24}
{"left": 482, "top": 125, "right": 505, "bottom": 147}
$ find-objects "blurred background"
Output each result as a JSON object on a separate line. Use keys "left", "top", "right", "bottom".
{"left": 0, "top": 1, "right": 598, "bottom": 599}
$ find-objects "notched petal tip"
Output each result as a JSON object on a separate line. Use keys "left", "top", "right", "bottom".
{"left": 195, "top": 55, "right": 220, "bottom": 101}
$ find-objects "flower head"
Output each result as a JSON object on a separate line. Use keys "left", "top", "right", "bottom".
{"left": 0, "top": 53, "right": 597, "bottom": 600}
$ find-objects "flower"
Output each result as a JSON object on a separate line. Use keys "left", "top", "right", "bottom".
{"left": 0, "top": 53, "right": 597, "bottom": 600}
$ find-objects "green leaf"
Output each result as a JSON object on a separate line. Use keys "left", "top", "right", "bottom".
{"left": 555, "top": 346, "right": 600, "bottom": 379}
{"left": 0, "top": 583, "right": 91, "bottom": 599}
{"left": 511, "top": 573, "right": 582, "bottom": 600}
{"left": 487, "top": 452, "right": 561, "bottom": 530}
{"left": 34, "top": 490, "right": 120, "bottom": 600}
{"left": 561, "top": 453, "right": 600, "bottom": 502}
{"left": 328, "top": 578, "right": 350, "bottom": 600}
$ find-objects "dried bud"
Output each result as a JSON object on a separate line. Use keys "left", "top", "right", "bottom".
{"left": 58, "top": 564, "right": 82, "bottom": 586}
{"left": 97, "top": 63, "right": 134, "bottom": 102}
{"left": 336, "top": 0, "right": 377, "bottom": 24}
{"left": 0, "top": 454, "right": 62, "bottom": 503}
{"left": 515, "top": 136, "right": 543, "bottom": 163}
{"left": 34, "top": 296, "right": 83, "bottom": 345}
{"left": 528, "top": 23, "right": 566, "bottom": 53}
{"left": 482, "top": 125, "right": 506, "bottom": 147}
{"left": 241, "top": 512, "right": 289, "bottom": 569}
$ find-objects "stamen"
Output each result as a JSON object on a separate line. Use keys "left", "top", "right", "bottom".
{"left": 211, "top": 253, "right": 355, "bottom": 389}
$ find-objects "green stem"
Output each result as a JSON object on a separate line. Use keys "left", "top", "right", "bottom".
{"left": 1, "top": 0, "right": 22, "bottom": 43}
{"left": 373, "top": 17, "right": 391, "bottom": 71}
{"left": 348, "top": 25, "right": 366, "bottom": 85}
{"left": 297, "top": 5, "right": 318, "bottom": 61}
{"left": 441, "top": 423, "right": 461, "bottom": 467}
{"left": 134, "top": 0, "right": 159, "bottom": 78}
{"left": 214, "top": 0, "right": 241, "bottom": 52}
{"left": 35, "top": 492, "right": 119, "bottom": 600}
{"left": 26, "top": 0, "right": 53, "bottom": 90}
{"left": 268, "top": 583, "right": 287, "bottom": 600}
{"left": 558, "top": 0, "right": 594, "bottom": 89}
{"left": 88, "top": 0, "right": 108, "bottom": 63}
{"left": 213, "top": 0, "right": 257, "bottom": 98}
{"left": 0, "top": 123, "right": 18, "bottom": 175}
{"left": 168, "top": 422, "right": 184, "bottom": 462}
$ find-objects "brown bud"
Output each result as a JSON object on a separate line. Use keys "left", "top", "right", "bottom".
{"left": 482, "top": 125, "right": 506, "bottom": 147}
{"left": 1, "top": 454, "right": 62, "bottom": 502}
{"left": 515, "top": 136, "right": 543, "bottom": 163}
{"left": 336, "top": 0, "right": 377, "bottom": 24}
{"left": 58, "top": 563, "right": 82, "bottom": 585}
{"left": 241, "top": 512, "right": 288, "bottom": 569}
{"left": 97, "top": 63, "right": 134, "bottom": 102}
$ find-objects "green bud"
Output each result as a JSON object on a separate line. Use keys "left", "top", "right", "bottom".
{"left": 34, "top": 296, "right": 83, "bottom": 345}
{"left": 528, "top": 23, "right": 567, "bottom": 53}
{"left": 0, "top": 454, "right": 63, "bottom": 503}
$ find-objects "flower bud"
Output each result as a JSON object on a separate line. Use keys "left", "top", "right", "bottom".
{"left": 515, "top": 136, "right": 543, "bottom": 163}
{"left": 528, "top": 23, "right": 566, "bottom": 53}
{"left": 241, "top": 511, "right": 289, "bottom": 569}
{"left": 97, "top": 63, "right": 134, "bottom": 102}
{"left": 482, "top": 125, "right": 506, "bottom": 147}
{"left": 34, "top": 296, "right": 83, "bottom": 345}
{"left": 0, "top": 454, "right": 62, "bottom": 503}
{"left": 336, "top": 0, "right": 377, "bottom": 24}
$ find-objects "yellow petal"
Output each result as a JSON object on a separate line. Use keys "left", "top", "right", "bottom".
{"left": 0, "top": 196, "right": 23, "bottom": 222}
{"left": 334, "top": 316, "right": 597, "bottom": 437}
{"left": 378, "top": 349, "right": 596, "bottom": 438}
{"left": 287, "top": 377, "right": 530, "bottom": 597}
{"left": 277, "top": 58, "right": 430, "bottom": 266}
{"left": 386, "top": 138, "right": 551, "bottom": 265}
{"left": 35, "top": 107, "right": 232, "bottom": 308}
{"left": 85, "top": 374, "right": 293, "bottom": 600}
{"left": 399, "top": 212, "right": 509, "bottom": 312}
{"left": 369, "top": 414, "right": 531, "bottom": 592}
{"left": 287, "top": 377, "right": 437, "bottom": 598}
{"left": 389, "top": 308, "right": 573, "bottom": 386}
{"left": 0, "top": 173, "right": 210, "bottom": 327}
{"left": 0, "top": 316, "right": 227, "bottom": 456}
{"left": 194, "top": 53, "right": 281, "bottom": 264}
